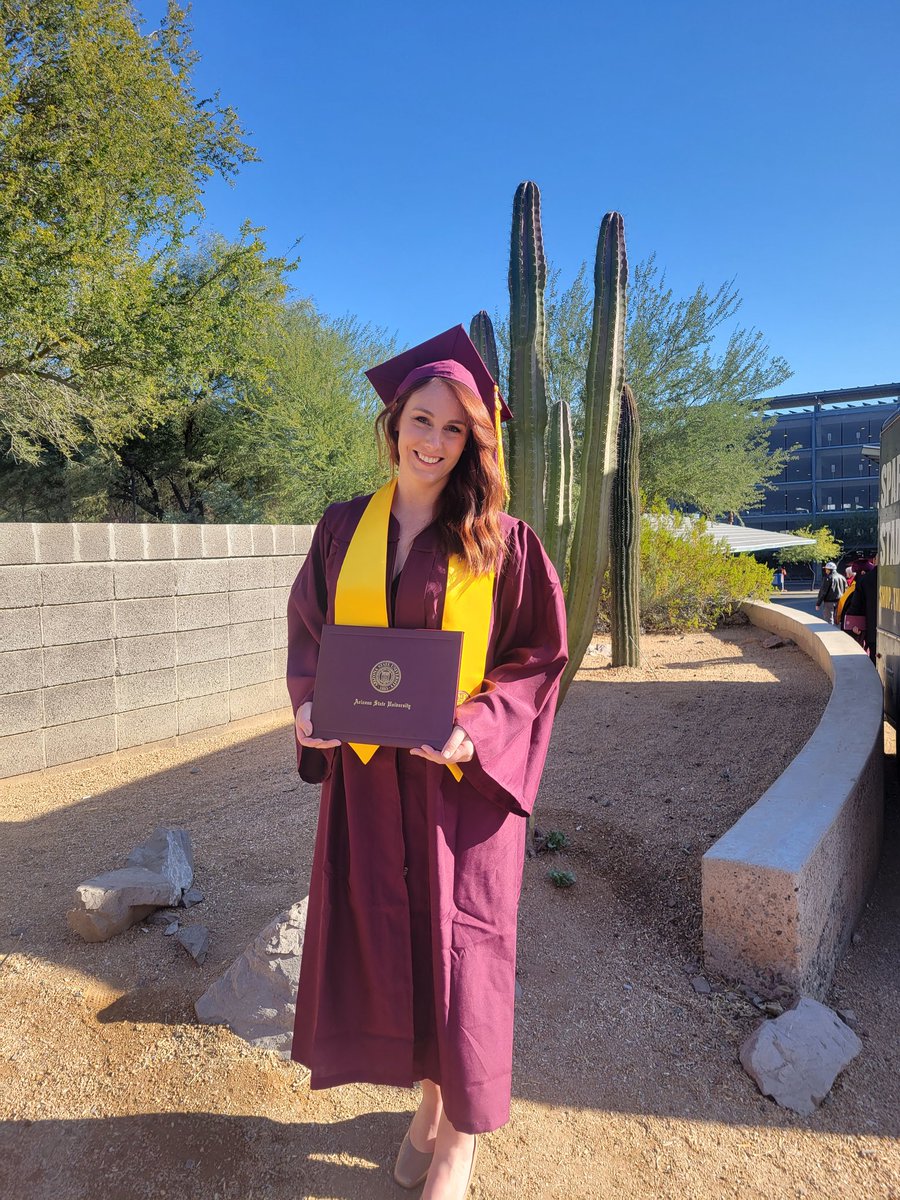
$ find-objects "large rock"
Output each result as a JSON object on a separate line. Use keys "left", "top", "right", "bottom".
{"left": 126, "top": 827, "right": 194, "bottom": 894}
{"left": 67, "top": 867, "right": 181, "bottom": 942}
{"left": 195, "top": 899, "right": 308, "bottom": 1056}
{"left": 740, "top": 997, "right": 863, "bottom": 1115}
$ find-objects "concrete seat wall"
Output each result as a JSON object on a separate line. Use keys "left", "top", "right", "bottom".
{"left": 0, "top": 522, "right": 316, "bottom": 779}
{"left": 702, "top": 601, "right": 884, "bottom": 998}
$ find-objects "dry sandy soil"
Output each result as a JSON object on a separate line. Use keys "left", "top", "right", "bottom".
{"left": 1, "top": 622, "right": 899, "bottom": 1200}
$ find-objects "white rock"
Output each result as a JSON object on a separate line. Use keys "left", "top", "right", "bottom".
{"left": 126, "top": 827, "right": 194, "bottom": 894}
{"left": 194, "top": 899, "right": 308, "bottom": 1057}
{"left": 67, "top": 867, "right": 180, "bottom": 942}
{"left": 740, "top": 997, "right": 863, "bottom": 1115}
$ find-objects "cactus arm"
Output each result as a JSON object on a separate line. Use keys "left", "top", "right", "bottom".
{"left": 610, "top": 383, "right": 641, "bottom": 667}
{"left": 544, "top": 398, "right": 573, "bottom": 581}
{"left": 559, "top": 212, "right": 628, "bottom": 702}
{"left": 507, "top": 181, "right": 548, "bottom": 541}
{"left": 469, "top": 310, "right": 501, "bottom": 384}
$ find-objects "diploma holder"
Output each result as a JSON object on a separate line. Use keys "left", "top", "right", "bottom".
{"left": 312, "top": 624, "right": 464, "bottom": 749}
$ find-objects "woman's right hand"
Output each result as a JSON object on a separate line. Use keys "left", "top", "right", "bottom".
{"left": 295, "top": 701, "right": 341, "bottom": 749}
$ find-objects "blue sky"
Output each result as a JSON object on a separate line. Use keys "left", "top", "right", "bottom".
{"left": 162, "top": 0, "right": 898, "bottom": 396}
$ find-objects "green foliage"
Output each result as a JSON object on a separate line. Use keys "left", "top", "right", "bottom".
{"left": 0, "top": 0, "right": 259, "bottom": 461}
{"left": 534, "top": 256, "right": 792, "bottom": 518}
{"left": 776, "top": 524, "right": 841, "bottom": 566}
{"left": 547, "top": 868, "right": 576, "bottom": 888}
{"left": 631, "top": 504, "right": 773, "bottom": 631}
{"left": 543, "top": 830, "right": 568, "bottom": 852}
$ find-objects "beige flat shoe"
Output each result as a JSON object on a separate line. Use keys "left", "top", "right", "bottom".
{"left": 393, "top": 1130, "right": 434, "bottom": 1190}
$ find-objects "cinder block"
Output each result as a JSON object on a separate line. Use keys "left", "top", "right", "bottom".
{"left": 0, "top": 524, "right": 37, "bottom": 566}
{"left": 0, "top": 565, "right": 41, "bottom": 608}
{"left": 251, "top": 525, "right": 275, "bottom": 556}
{"left": 201, "top": 525, "right": 229, "bottom": 558}
{"left": 144, "top": 524, "right": 176, "bottom": 560}
{"left": 273, "top": 615, "right": 288, "bottom": 650}
{"left": 293, "top": 526, "right": 314, "bottom": 555}
{"left": 0, "top": 689, "right": 43, "bottom": 737}
{"left": 229, "top": 588, "right": 275, "bottom": 624}
{"left": 112, "top": 525, "right": 146, "bottom": 561}
{"left": 175, "top": 593, "right": 229, "bottom": 632}
{"left": 116, "top": 703, "right": 177, "bottom": 750}
{"left": 273, "top": 526, "right": 294, "bottom": 554}
{"left": 44, "top": 677, "right": 115, "bottom": 727}
{"left": 44, "top": 640, "right": 115, "bottom": 687}
{"left": 33, "top": 523, "right": 76, "bottom": 563}
{"left": 42, "top": 601, "right": 114, "bottom": 647}
{"left": 227, "top": 525, "right": 253, "bottom": 557}
{"left": 176, "top": 659, "right": 230, "bottom": 699}
{"left": 230, "top": 620, "right": 273, "bottom": 656}
{"left": 0, "top": 607, "right": 42, "bottom": 652}
{"left": 173, "top": 525, "right": 204, "bottom": 558}
{"left": 230, "top": 680, "right": 276, "bottom": 721}
{"left": 0, "top": 729, "right": 45, "bottom": 778}
{"left": 272, "top": 585, "right": 290, "bottom": 614}
{"left": 175, "top": 559, "right": 228, "bottom": 596}
{"left": 274, "top": 555, "right": 304, "bottom": 587}
{"left": 73, "top": 523, "right": 112, "bottom": 562}
{"left": 0, "top": 648, "right": 43, "bottom": 695}
{"left": 273, "top": 644, "right": 288, "bottom": 679}
{"left": 176, "top": 626, "right": 229, "bottom": 665}
{"left": 229, "top": 556, "right": 274, "bottom": 592}
{"left": 41, "top": 563, "right": 114, "bottom": 605}
{"left": 45, "top": 714, "right": 116, "bottom": 767}
{"left": 115, "top": 633, "right": 176, "bottom": 676}
{"left": 230, "top": 649, "right": 274, "bottom": 689}
{"left": 115, "top": 668, "right": 177, "bottom": 712}
{"left": 114, "top": 597, "right": 177, "bottom": 639}
{"left": 177, "top": 692, "right": 229, "bottom": 735}
{"left": 113, "top": 560, "right": 175, "bottom": 600}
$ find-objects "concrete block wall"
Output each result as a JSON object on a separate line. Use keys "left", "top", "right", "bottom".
{"left": 0, "top": 522, "right": 315, "bottom": 779}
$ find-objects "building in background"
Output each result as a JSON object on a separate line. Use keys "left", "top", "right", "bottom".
{"left": 741, "top": 384, "right": 900, "bottom": 544}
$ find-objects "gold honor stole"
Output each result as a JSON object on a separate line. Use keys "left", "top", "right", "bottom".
{"left": 333, "top": 478, "right": 494, "bottom": 781}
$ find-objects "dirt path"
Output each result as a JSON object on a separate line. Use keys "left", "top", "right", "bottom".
{"left": 1, "top": 623, "right": 898, "bottom": 1199}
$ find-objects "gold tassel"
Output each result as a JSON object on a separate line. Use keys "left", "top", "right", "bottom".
{"left": 494, "top": 384, "right": 509, "bottom": 505}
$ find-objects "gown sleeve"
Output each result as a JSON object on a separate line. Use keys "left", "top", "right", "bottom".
{"left": 286, "top": 510, "right": 336, "bottom": 785}
{"left": 453, "top": 520, "right": 568, "bottom": 818}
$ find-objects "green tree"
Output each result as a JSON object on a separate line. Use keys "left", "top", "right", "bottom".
{"left": 226, "top": 304, "right": 396, "bottom": 525}
{"left": 504, "top": 256, "right": 793, "bottom": 517}
{"left": 777, "top": 524, "right": 842, "bottom": 568}
{"left": 0, "top": 0, "right": 257, "bottom": 461}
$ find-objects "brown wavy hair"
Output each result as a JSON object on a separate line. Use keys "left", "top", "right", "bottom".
{"left": 375, "top": 377, "right": 507, "bottom": 577}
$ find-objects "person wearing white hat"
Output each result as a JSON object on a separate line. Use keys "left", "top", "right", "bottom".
{"left": 815, "top": 562, "right": 846, "bottom": 625}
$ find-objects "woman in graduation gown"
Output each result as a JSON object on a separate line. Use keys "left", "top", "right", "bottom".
{"left": 286, "top": 326, "right": 568, "bottom": 1199}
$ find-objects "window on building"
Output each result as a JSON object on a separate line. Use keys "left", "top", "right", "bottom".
{"left": 785, "top": 487, "right": 813, "bottom": 514}
{"left": 817, "top": 415, "right": 844, "bottom": 447}
{"left": 785, "top": 451, "right": 812, "bottom": 482}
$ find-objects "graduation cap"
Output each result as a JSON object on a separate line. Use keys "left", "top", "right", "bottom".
{"left": 365, "top": 325, "right": 513, "bottom": 423}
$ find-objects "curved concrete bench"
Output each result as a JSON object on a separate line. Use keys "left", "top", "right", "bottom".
{"left": 701, "top": 601, "right": 884, "bottom": 998}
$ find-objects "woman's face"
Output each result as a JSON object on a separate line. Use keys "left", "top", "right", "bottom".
{"left": 395, "top": 378, "right": 470, "bottom": 489}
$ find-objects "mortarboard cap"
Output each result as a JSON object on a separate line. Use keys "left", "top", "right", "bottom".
{"left": 365, "top": 325, "right": 512, "bottom": 423}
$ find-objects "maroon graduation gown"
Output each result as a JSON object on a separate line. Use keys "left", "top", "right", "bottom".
{"left": 286, "top": 495, "right": 568, "bottom": 1134}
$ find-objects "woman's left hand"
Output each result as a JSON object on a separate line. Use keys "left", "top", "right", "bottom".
{"left": 410, "top": 725, "right": 474, "bottom": 765}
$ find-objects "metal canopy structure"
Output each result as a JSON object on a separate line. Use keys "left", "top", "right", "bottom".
{"left": 648, "top": 515, "right": 815, "bottom": 553}
{"left": 758, "top": 383, "right": 900, "bottom": 412}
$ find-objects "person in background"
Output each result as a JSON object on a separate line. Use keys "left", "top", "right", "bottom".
{"left": 772, "top": 564, "right": 786, "bottom": 593}
{"left": 815, "top": 562, "right": 846, "bottom": 625}
{"left": 845, "top": 554, "right": 879, "bottom": 662}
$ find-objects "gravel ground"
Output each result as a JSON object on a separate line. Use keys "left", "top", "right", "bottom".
{"left": 1, "top": 621, "right": 898, "bottom": 1200}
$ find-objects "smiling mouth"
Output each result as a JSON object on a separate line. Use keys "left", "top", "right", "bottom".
{"left": 414, "top": 450, "right": 443, "bottom": 465}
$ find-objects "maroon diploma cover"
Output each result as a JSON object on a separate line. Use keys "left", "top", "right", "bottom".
{"left": 312, "top": 624, "right": 464, "bottom": 749}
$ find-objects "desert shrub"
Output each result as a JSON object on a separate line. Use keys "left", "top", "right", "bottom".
{"left": 599, "top": 505, "right": 773, "bottom": 633}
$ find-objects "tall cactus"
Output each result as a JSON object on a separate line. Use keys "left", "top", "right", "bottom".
{"left": 610, "top": 384, "right": 641, "bottom": 667}
{"left": 559, "top": 212, "right": 628, "bottom": 699}
{"left": 544, "top": 397, "right": 573, "bottom": 580}
{"left": 507, "top": 181, "right": 548, "bottom": 542}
